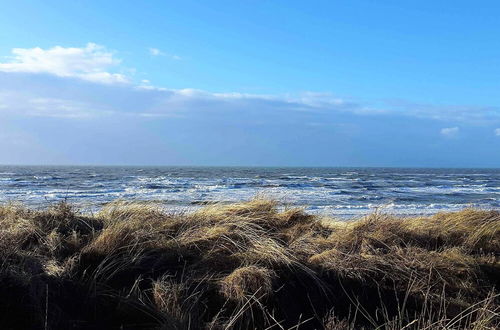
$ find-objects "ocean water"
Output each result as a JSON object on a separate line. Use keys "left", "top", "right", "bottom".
{"left": 0, "top": 166, "right": 499, "bottom": 217}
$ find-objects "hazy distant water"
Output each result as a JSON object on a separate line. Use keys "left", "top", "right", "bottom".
{"left": 0, "top": 166, "right": 499, "bottom": 217}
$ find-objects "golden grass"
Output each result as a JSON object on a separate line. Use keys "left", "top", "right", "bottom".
{"left": 0, "top": 199, "right": 498, "bottom": 329}
{"left": 220, "top": 265, "right": 275, "bottom": 301}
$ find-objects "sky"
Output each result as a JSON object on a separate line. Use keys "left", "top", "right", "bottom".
{"left": 0, "top": 0, "right": 499, "bottom": 167}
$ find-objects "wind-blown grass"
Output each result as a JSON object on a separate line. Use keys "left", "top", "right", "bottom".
{"left": 0, "top": 199, "right": 498, "bottom": 329}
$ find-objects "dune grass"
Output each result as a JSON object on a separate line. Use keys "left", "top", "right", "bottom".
{"left": 0, "top": 199, "right": 498, "bottom": 329}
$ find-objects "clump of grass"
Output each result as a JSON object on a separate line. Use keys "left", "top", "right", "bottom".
{"left": 220, "top": 265, "right": 275, "bottom": 301}
{"left": 0, "top": 199, "right": 498, "bottom": 329}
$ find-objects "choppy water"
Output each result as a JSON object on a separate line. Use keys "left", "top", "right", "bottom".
{"left": 0, "top": 166, "right": 499, "bottom": 217}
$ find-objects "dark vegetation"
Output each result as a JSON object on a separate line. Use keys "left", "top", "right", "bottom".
{"left": 0, "top": 199, "right": 498, "bottom": 329}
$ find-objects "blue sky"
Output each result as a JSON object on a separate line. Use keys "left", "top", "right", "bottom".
{"left": 0, "top": 1, "right": 499, "bottom": 167}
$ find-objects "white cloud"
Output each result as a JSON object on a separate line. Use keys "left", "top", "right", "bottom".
{"left": 440, "top": 127, "right": 459, "bottom": 138}
{"left": 495, "top": 128, "right": 500, "bottom": 136}
{"left": 0, "top": 43, "right": 129, "bottom": 84}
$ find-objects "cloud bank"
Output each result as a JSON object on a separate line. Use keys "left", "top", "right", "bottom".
{"left": 0, "top": 43, "right": 499, "bottom": 166}
{"left": 0, "top": 44, "right": 499, "bottom": 125}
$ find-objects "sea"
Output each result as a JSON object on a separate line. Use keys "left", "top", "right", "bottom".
{"left": 0, "top": 166, "right": 499, "bottom": 218}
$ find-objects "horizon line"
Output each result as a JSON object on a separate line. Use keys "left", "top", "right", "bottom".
{"left": 1, "top": 163, "right": 499, "bottom": 170}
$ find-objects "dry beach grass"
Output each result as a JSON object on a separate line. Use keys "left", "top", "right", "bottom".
{"left": 0, "top": 199, "right": 498, "bottom": 329}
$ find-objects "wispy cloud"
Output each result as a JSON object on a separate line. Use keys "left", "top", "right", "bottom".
{"left": 0, "top": 43, "right": 129, "bottom": 84}
{"left": 149, "top": 47, "right": 181, "bottom": 60}
{"left": 495, "top": 128, "right": 500, "bottom": 136}
{"left": 27, "top": 97, "right": 113, "bottom": 118}
{"left": 380, "top": 99, "right": 500, "bottom": 124}
{"left": 0, "top": 90, "right": 113, "bottom": 118}
{"left": 149, "top": 48, "right": 163, "bottom": 56}
{"left": 440, "top": 127, "right": 459, "bottom": 138}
